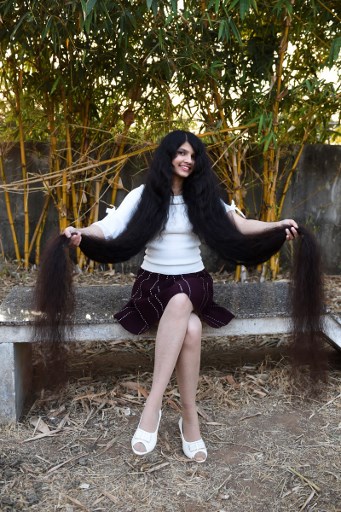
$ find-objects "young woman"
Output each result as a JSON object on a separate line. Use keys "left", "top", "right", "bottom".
{"left": 60, "top": 131, "right": 299, "bottom": 462}
{"left": 35, "top": 130, "right": 324, "bottom": 463}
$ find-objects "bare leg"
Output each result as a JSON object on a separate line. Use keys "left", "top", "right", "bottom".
{"left": 133, "top": 293, "right": 193, "bottom": 453}
{"left": 176, "top": 313, "right": 206, "bottom": 462}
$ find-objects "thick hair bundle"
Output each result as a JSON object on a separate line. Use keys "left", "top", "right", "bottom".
{"left": 33, "top": 130, "right": 327, "bottom": 382}
{"left": 33, "top": 234, "right": 75, "bottom": 386}
{"left": 289, "top": 225, "right": 326, "bottom": 380}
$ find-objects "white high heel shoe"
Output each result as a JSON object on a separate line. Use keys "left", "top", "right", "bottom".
{"left": 178, "top": 417, "right": 207, "bottom": 463}
{"left": 131, "top": 410, "right": 162, "bottom": 455}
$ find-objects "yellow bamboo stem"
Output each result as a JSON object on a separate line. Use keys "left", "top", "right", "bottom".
{"left": 34, "top": 209, "right": 50, "bottom": 266}
{"left": 88, "top": 181, "right": 101, "bottom": 273}
{"left": 0, "top": 150, "right": 21, "bottom": 261}
{"left": 28, "top": 194, "right": 50, "bottom": 260}
{"left": 14, "top": 69, "right": 29, "bottom": 268}
{"left": 261, "top": 6, "right": 292, "bottom": 278}
{"left": 45, "top": 97, "right": 63, "bottom": 230}
{"left": 61, "top": 91, "right": 73, "bottom": 231}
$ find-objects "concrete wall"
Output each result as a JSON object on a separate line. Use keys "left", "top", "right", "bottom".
{"left": 1, "top": 143, "right": 340, "bottom": 273}
{"left": 281, "top": 144, "right": 341, "bottom": 273}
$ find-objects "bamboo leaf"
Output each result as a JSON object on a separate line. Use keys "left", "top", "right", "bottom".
{"left": 264, "top": 131, "right": 276, "bottom": 152}
{"left": 229, "top": 17, "right": 242, "bottom": 44}
{"left": 258, "top": 114, "right": 264, "bottom": 135}
{"left": 41, "top": 17, "right": 53, "bottom": 41}
{"left": 80, "top": 0, "right": 87, "bottom": 18}
{"left": 327, "top": 36, "right": 341, "bottom": 67}
{"left": 10, "top": 12, "right": 30, "bottom": 39}
{"left": 170, "top": 0, "right": 177, "bottom": 14}
{"left": 50, "top": 76, "right": 61, "bottom": 95}
{"left": 239, "top": 0, "right": 250, "bottom": 19}
{"left": 218, "top": 20, "right": 226, "bottom": 41}
{"left": 85, "top": 0, "right": 98, "bottom": 17}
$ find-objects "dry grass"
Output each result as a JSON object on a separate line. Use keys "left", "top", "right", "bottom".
{"left": 1, "top": 350, "right": 341, "bottom": 512}
{"left": 0, "top": 261, "right": 341, "bottom": 511}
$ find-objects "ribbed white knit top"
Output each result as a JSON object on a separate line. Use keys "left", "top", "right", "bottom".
{"left": 94, "top": 185, "right": 236, "bottom": 275}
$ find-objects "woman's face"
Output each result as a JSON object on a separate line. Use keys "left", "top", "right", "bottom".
{"left": 171, "top": 142, "right": 195, "bottom": 180}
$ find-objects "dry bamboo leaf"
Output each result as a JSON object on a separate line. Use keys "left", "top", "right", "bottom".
{"left": 57, "top": 414, "right": 69, "bottom": 429}
{"left": 92, "top": 496, "right": 105, "bottom": 506}
{"left": 121, "top": 381, "right": 149, "bottom": 398}
{"left": 66, "top": 495, "right": 90, "bottom": 511}
{"left": 23, "top": 430, "right": 61, "bottom": 443}
{"left": 29, "top": 416, "right": 51, "bottom": 434}
{"left": 99, "top": 437, "right": 117, "bottom": 454}
{"left": 197, "top": 406, "right": 213, "bottom": 422}
{"left": 299, "top": 490, "right": 316, "bottom": 511}
{"left": 252, "top": 389, "right": 267, "bottom": 397}
{"left": 49, "top": 405, "right": 66, "bottom": 418}
{"left": 73, "top": 391, "right": 107, "bottom": 402}
{"left": 145, "top": 462, "right": 170, "bottom": 473}
{"left": 46, "top": 454, "right": 86, "bottom": 474}
{"left": 287, "top": 467, "right": 321, "bottom": 492}
{"left": 224, "top": 375, "right": 237, "bottom": 386}
{"left": 165, "top": 398, "right": 181, "bottom": 411}
{"left": 239, "top": 413, "right": 262, "bottom": 422}
{"left": 101, "top": 490, "right": 119, "bottom": 504}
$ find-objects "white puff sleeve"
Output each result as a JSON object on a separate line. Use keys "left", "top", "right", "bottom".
{"left": 222, "top": 199, "right": 246, "bottom": 218}
{"left": 93, "top": 185, "right": 144, "bottom": 239}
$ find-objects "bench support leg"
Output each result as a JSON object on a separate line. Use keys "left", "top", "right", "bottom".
{"left": 0, "top": 343, "right": 32, "bottom": 423}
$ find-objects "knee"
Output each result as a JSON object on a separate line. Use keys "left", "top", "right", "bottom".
{"left": 167, "top": 293, "right": 193, "bottom": 314}
{"left": 184, "top": 314, "right": 202, "bottom": 347}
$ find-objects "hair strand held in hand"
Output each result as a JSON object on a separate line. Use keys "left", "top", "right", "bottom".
{"left": 289, "top": 225, "right": 327, "bottom": 383}
{"left": 33, "top": 233, "right": 75, "bottom": 387}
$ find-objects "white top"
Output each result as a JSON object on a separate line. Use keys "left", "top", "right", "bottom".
{"left": 94, "top": 185, "right": 236, "bottom": 275}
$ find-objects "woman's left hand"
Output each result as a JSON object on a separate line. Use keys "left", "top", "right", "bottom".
{"left": 279, "top": 219, "right": 299, "bottom": 241}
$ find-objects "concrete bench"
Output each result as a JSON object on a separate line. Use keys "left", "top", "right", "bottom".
{"left": 0, "top": 282, "right": 340, "bottom": 424}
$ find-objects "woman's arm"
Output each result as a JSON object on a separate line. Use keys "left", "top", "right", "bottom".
{"left": 230, "top": 211, "right": 299, "bottom": 241}
{"left": 63, "top": 185, "right": 145, "bottom": 247}
{"left": 63, "top": 224, "right": 105, "bottom": 247}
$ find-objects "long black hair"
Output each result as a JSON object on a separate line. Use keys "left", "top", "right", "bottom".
{"left": 78, "top": 131, "right": 288, "bottom": 265}
{"left": 34, "top": 130, "right": 327, "bottom": 381}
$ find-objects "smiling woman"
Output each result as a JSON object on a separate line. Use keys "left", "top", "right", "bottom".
{"left": 34, "top": 130, "right": 325, "bottom": 463}
{"left": 171, "top": 141, "right": 195, "bottom": 192}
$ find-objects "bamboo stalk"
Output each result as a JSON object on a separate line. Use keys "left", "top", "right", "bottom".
{"left": 14, "top": 69, "right": 29, "bottom": 268}
{"left": 28, "top": 194, "right": 50, "bottom": 261}
{"left": 0, "top": 150, "right": 21, "bottom": 261}
{"left": 261, "top": 5, "right": 293, "bottom": 278}
{"left": 88, "top": 181, "right": 100, "bottom": 273}
{"left": 46, "top": 97, "right": 63, "bottom": 230}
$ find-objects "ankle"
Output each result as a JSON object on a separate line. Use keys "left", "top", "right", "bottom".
{"left": 138, "top": 405, "right": 162, "bottom": 432}
{"left": 181, "top": 406, "right": 199, "bottom": 422}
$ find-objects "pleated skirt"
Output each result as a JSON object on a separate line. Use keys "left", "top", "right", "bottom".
{"left": 114, "top": 268, "right": 234, "bottom": 335}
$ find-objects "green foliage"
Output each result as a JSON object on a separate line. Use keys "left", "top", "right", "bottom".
{"left": 0, "top": 0, "right": 339, "bottom": 267}
{"left": 0, "top": 0, "right": 339, "bottom": 150}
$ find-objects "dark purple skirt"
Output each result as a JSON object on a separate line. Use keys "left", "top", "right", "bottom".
{"left": 114, "top": 268, "right": 234, "bottom": 335}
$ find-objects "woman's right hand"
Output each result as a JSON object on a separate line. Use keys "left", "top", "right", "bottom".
{"left": 63, "top": 226, "right": 82, "bottom": 247}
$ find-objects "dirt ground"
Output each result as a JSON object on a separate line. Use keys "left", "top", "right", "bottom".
{"left": 0, "top": 262, "right": 341, "bottom": 512}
